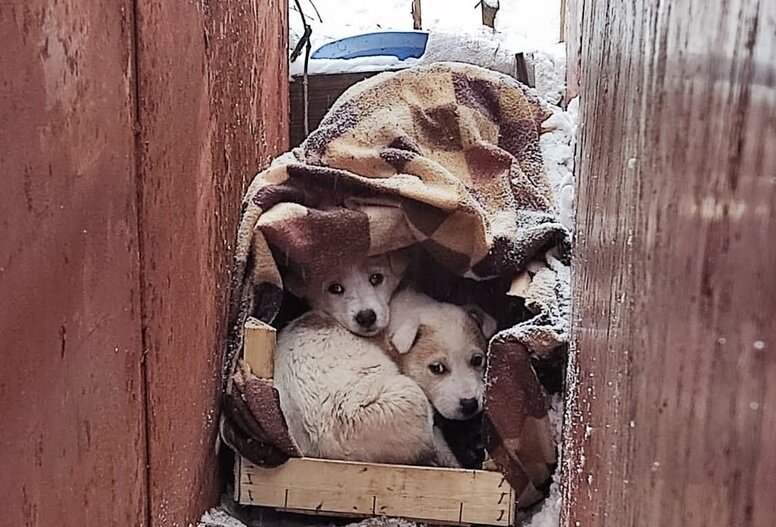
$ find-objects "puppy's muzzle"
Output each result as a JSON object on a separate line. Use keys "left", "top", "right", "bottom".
{"left": 459, "top": 397, "right": 480, "bottom": 416}
{"left": 355, "top": 309, "right": 377, "bottom": 329}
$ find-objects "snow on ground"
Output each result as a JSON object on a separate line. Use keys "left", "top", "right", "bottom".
{"left": 290, "top": 0, "right": 561, "bottom": 59}
{"left": 289, "top": 0, "right": 565, "bottom": 104}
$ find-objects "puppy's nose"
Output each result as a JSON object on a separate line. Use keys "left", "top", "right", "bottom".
{"left": 459, "top": 398, "right": 479, "bottom": 416}
{"left": 355, "top": 309, "right": 377, "bottom": 328}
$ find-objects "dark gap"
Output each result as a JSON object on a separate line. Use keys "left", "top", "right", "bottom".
{"left": 128, "top": 0, "right": 153, "bottom": 525}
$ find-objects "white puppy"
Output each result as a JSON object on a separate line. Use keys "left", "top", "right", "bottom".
{"left": 274, "top": 310, "right": 459, "bottom": 466}
{"left": 285, "top": 252, "right": 408, "bottom": 337}
{"left": 388, "top": 290, "right": 497, "bottom": 420}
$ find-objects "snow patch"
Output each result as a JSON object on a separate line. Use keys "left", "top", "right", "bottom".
{"left": 290, "top": 0, "right": 565, "bottom": 103}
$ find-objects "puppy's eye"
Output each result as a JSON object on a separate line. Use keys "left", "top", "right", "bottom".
{"left": 428, "top": 362, "right": 446, "bottom": 375}
{"left": 470, "top": 353, "right": 484, "bottom": 367}
{"left": 369, "top": 273, "right": 384, "bottom": 286}
{"left": 327, "top": 283, "right": 344, "bottom": 295}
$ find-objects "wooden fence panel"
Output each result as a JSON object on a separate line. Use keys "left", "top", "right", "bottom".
{"left": 563, "top": 0, "right": 581, "bottom": 102}
{"left": 134, "top": 0, "right": 288, "bottom": 525}
{"left": 0, "top": 1, "right": 147, "bottom": 525}
{"left": 564, "top": 1, "right": 776, "bottom": 526}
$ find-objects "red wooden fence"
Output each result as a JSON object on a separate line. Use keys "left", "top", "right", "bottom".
{"left": 564, "top": 1, "right": 776, "bottom": 526}
{"left": 0, "top": 1, "right": 288, "bottom": 525}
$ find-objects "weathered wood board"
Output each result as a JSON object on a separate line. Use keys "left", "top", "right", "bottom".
{"left": 237, "top": 457, "right": 515, "bottom": 526}
{"left": 2, "top": 0, "right": 289, "bottom": 525}
{"left": 563, "top": 1, "right": 776, "bottom": 526}
{"left": 134, "top": 0, "right": 289, "bottom": 524}
{"left": 0, "top": 1, "right": 146, "bottom": 525}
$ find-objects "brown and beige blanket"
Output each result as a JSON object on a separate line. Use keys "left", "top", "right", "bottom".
{"left": 221, "top": 62, "right": 570, "bottom": 505}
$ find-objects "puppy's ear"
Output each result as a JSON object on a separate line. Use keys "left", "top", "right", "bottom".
{"left": 283, "top": 265, "right": 307, "bottom": 299}
{"left": 387, "top": 248, "right": 412, "bottom": 277}
{"left": 465, "top": 305, "right": 498, "bottom": 339}
{"left": 390, "top": 315, "right": 420, "bottom": 354}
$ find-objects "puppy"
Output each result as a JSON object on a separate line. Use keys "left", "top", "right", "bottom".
{"left": 388, "top": 289, "right": 498, "bottom": 420}
{"left": 285, "top": 252, "right": 408, "bottom": 337}
{"left": 274, "top": 310, "right": 459, "bottom": 467}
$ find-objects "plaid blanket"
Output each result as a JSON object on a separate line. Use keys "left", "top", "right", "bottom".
{"left": 221, "top": 62, "right": 570, "bottom": 503}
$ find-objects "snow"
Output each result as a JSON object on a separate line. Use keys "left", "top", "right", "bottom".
{"left": 541, "top": 96, "right": 578, "bottom": 230}
{"left": 197, "top": 509, "right": 248, "bottom": 527}
{"left": 290, "top": 0, "right": 561, "bottom": 58}
{"left": 290, "top": 0, "right": 564, "bottom": 104}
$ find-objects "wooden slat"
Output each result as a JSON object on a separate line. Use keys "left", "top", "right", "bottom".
{"left": 559, "top": 0, "right": 567, "bottom": 41}
{"left": 244, "top": 317, "right": 276, "bottom": 378}
{"left": 237, "top": 457, "right": 514, "bottom": 526}
{"left": 564, "top": 1, "right": 776, "bottom": 526}
{"left": 0, "top": 1, "right": 146, "bottom": 525}
{"left": 563, "top": 0, "right": 581, "bottom": 102}
{"left": 412, "top": 0, "right": 422, "bottom": 30}
{"left": 514, "top": 53, "right": 536, "bottom": 88}
{"left": 135, "top": 0, "right": 289, "bottom": 524}
{"left": 290, "top": 72, "right": 384, "bottom": 147}
{"left": 481, "top": 0, "right": 498, "bottom": 28}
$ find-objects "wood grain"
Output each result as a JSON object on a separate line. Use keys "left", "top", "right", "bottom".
{"left": 290, "top": 72, "right": 380, "bottom": 147}
{"left": 563, "top": 1, "right": 776, "bottom": 526}
{"left": 244, "top": 318, "right": 277, "bottom": 379}
{"left": 563, "top": 0, "right": 581, "bottom": 102}
{"left": 134, "top": 0, "right": 289, "bottom": 525}
{"left": 238, "top": 457, "right": 515, "bottom": 526}
{"left": 0, "top": 1, "right": 147, "bottom": 525}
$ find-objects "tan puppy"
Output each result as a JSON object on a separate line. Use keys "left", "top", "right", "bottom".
{"left": 388, "top": 289, "right": 497, "bottom": 420}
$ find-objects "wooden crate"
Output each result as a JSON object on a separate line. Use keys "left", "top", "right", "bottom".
{"left": 234, "top": 318, "right": 517, "bottom": 526}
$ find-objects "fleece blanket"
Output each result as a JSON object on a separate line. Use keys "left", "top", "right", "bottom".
{"left": 221, "top": 62, "right": 570, "bottom": 503}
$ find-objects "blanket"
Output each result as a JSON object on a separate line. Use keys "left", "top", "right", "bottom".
{"left": 221, "top": 62, "right": 570, "bottom": 503}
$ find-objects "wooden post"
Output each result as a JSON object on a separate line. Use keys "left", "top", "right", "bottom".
{"left": 564, "top": 0, "right": 581, "bottom": 103}
{"left": 481, "top": 0, "right": 499, "bottom": 28}
{"left": 564, "top": 1, "right": 776, "bottom": 526}
{"left": 514, "top": 53, "right": 536, "bottom": 87}
{"left": 412, "top": 0, "right": 422, "bottom": 30}
{"left": 0, "top": 3, "right": 146, "bottom": 525}
{"left": 560, "top": 0, "right": 567, "bottom": 41}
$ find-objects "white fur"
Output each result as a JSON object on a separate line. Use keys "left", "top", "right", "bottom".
{"left": 388, "top": 290, "right": 498, "bottom": 420}
{"left": 274, "top": 310, "right": 459, "bottom": 466}
{"left": 286, "top": 253, "right": 408, "bottom": 337}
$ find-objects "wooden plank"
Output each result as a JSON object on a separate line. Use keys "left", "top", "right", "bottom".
{"left": 134, "top": 0, "right": 289, "bottom": 524}
{"left": 563, "top": 1, "right": 776, "bottom": 526}
{"left": 563, "top": 0, "right": 581, "bottom": 102}
{"left": 481, "top": 0, "right": 499, "bottom": 29}
{"left": 514, "top": 53, "right": 536, "bottom": 88}
{"left": 0, "top": 1, "right": 147, "bottom": 525}
{"left": 559, "top": 0, "right": 566, "bottom": 41}
{"left": 244, "top": 317, "right": 276, "bottom": 378}
{"left": 290, "top": 72, "right": 382, "bottom": 147}
{"left": 412, "top": 0, "right": 422, "bottom": 30}
{"left": 238, "top": 457, "right": 514, "bottom": 526}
